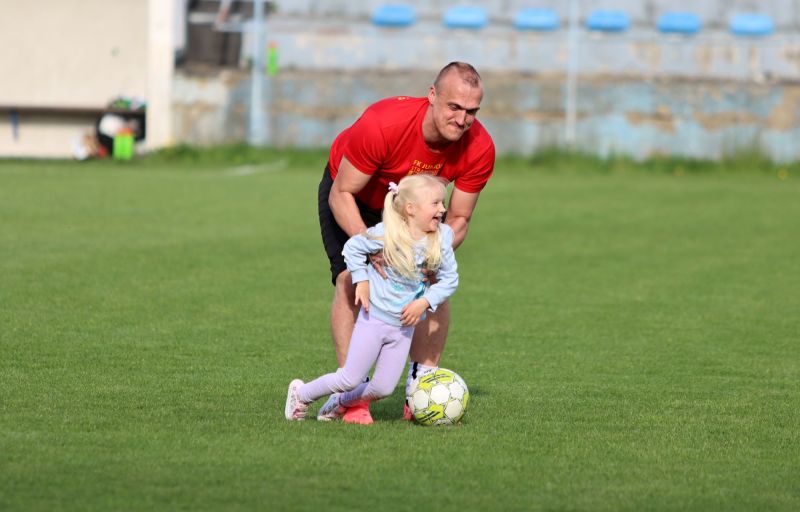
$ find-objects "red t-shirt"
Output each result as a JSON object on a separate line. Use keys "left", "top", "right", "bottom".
{"left": 328, "top": 96, "right": 495, "bottom": 211}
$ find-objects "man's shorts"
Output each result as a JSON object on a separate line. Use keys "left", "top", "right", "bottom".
{"left": 318, "top": 165, "right": 382, "bottom": 285}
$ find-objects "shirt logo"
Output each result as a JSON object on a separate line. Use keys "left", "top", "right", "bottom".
{"left": 408, "top": 159, "right": 443, "bottom": 176}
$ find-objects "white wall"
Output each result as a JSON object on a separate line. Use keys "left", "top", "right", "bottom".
{"left": 0, "top": 0, "right": 148, "bottom": 107}
{"left": 0, "top": 0, "right": 174, "bottom": 157}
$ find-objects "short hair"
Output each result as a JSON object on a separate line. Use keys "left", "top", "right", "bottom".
{"left": 433, "top": 62, "right": 482, "bottom": 91}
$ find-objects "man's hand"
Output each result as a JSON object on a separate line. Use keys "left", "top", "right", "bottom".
{"left": 368, "top": 251, "right": 388, "bottom": 279}
{"left": 421, "top": 267, "right": 437, "bottom": 284}
{"left": 400, "top": 298, "right": 430, "bottom": 326}
{"left": 445, "top": 187, "right": 481, "bottom": 250}
{"left": 354, "top": 281, "right": 370, "bottom": 312}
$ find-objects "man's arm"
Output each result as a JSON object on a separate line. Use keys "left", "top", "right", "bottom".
{"left": 445, "top": 187, "right": 481, "bottom": 250}
{"left": 329, "top": 156, "right": 373, "bottom": 237}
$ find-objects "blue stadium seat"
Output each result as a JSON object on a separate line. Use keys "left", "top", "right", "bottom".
{"left": 657, "top": 12, "right": 702, "bottom": 34}
{"left": 514, "top": 8, "right": 559, "bottom": 31}
{"left": 372, "top": 4, "right": 416, "bottom": 27}
{"left": 585, "top": 10, "right": 630, "bottom": 32}
{"left": 443, "top": 6, "right": 488, "bottom": 30}
{"left": 729, "top": 13, "right": 774, "bottom": 37}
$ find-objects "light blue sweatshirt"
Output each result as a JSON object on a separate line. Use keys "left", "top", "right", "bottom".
{"left": 342, "top": 222, "right": 459, "bottom": 327}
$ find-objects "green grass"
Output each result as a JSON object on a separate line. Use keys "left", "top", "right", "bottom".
{"left": 1, "top": 150, "right": 799, "bottom": 511}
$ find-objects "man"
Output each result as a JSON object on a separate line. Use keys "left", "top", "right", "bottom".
{"left": 317, "top": 61, "right": 495, "bottom": 424}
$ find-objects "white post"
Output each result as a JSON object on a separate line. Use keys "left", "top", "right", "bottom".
{"left": 249, "top": 0, "right": 267, "bottom": 146}
{"left": 146, "top": 0, "right": 175, "bottom": 150}
{"left": 565, "top": 0, "right": 579, "bottom": 148}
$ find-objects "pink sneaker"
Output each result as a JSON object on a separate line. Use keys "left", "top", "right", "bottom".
{"left": 403, "top": 402, "right": 413, "bottom": 421}
{"left": 342, "top": 401, "right": 373, "bottom": 425}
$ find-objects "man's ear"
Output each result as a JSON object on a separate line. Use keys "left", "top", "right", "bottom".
{"left": 428, "top": 85, "right": 436, "bottom": 105}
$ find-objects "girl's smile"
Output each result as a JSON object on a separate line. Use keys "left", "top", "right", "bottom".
{"left": 408, "top": 184, "right": 447, "bottom": 238}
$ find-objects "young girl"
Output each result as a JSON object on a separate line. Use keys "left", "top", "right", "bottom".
{"left": 285, "top": 174, "right": 459, "bottom": 423}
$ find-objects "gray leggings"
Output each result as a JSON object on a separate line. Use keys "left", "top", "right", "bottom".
{"left": 299, "top": 308, "right": 413, "bottom": 405}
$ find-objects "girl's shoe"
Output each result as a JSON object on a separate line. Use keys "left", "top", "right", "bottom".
{"left": 284, "top": 379, "right": 309, "bottom": 421}
{"left": 317, "top": 393, "right": 346, "bottom": 421}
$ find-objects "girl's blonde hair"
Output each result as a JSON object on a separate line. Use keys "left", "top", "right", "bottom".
{"left": 379, "top": 174, "right": 447, "bottom": 280}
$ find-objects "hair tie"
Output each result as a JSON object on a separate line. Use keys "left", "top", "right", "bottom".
{"left": 388, "top": 182, "right": 399, "bottom": 195}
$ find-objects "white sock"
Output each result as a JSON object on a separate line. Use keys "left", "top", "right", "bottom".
{"left": 405, "top": 362, "right": 437, "bottom": 396}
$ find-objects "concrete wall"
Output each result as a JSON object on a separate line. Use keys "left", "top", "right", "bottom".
{"left": 245, "top": 21, "right": 800, "bottom": 80}
{"left": 173, "top": 0, "right": 800, "bottom": 163}
{"left": 172, "top": 69, "right": 800, "bottom": 162}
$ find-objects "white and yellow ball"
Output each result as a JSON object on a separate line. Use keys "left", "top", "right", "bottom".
{"left": 406, "top": 368, "right": 469, "bottom": 426}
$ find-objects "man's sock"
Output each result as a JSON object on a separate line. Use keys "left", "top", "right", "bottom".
{"left": 405, "top": 362, "right": 437, "bottom": 396}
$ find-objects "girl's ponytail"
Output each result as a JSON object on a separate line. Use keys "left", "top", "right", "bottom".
{"left": 381, "top": 181, "right": 418, "bottom": 278}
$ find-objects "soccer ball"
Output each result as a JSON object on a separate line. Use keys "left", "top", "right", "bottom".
{"left": 406, "top": 368, "right": 469, "bottom": 426}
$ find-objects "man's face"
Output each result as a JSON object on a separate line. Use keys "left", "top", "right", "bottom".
{"left": 428, "top": 73, "right": 483, "bottom": 143}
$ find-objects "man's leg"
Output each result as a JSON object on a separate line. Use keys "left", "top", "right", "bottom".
{"left": 409, "top": 300, "right": 450, "bottom": 366}
{"left": 403, "top": 302, "right": 450, "bottom": 420}
{"left": 331, "top": 270, "right": 358, "bottom": 366}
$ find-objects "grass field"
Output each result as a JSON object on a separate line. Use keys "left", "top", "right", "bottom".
{"left": 1, "top": 149, "right": 799, "bottom": 511}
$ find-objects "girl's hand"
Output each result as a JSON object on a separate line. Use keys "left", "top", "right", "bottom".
{"left": 400, "top": 298, "right": 430, "bottom": 326}
{"left": 355, "top": 281, "right": 370, "bottom": 312}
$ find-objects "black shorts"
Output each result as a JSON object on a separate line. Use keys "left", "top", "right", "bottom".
{"left": 318, "top": 165, "right": 382, "bottom": 285}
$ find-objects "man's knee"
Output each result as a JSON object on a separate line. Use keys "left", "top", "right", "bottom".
{"left": 334, "top": 270, "right": 354, "bottom": 297}
{"left": 412, "top": 301, "right": 450, "bottom": 340}
{"left": 410, "top": 301, "right": 450, "bottom": 365}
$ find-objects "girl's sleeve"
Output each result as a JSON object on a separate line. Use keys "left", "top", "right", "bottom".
{"left": 423, "top": 226, "right": 459, "bottom": 311}
{"left": 342, "top": 230, "right": 383, "bottom": 284}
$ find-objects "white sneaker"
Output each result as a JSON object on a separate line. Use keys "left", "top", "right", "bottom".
{"left": 317, "top": 393, "right": 346, "bottom": 421}
{"left": 284, "top": 379, "right": 309, "bottom": 421}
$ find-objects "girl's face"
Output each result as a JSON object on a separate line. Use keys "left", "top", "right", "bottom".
{"left": 407, "top": 183, "right": 447, "bottom": 237}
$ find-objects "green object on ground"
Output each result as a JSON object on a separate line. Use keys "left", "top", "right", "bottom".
{"left": 267, "top": 43, "right": 279, "bottom": 76}
{"left": 112, "top": 133, "right": 134, "bottom": 160}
